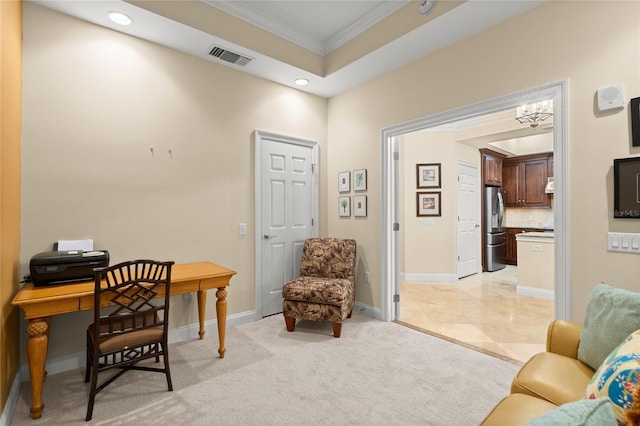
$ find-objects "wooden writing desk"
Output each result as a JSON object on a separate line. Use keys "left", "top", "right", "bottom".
{"left": 12, "top": 261, "right": 236, "bottom": 420}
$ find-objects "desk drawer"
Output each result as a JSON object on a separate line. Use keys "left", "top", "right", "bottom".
{"left": 23, "top": 299, "right": 80, "bottom": 319}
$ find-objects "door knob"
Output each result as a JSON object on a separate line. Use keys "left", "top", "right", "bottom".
{"left": 263, "top": 234, "right": 277, "bottom": 239}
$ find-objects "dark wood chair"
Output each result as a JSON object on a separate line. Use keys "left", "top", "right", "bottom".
{"left": 85, "top": 259, "right": 174, "bottom": 421}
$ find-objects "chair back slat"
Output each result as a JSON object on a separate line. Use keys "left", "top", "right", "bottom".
{"left": 93, "top": 260, "right": 174, "bottom": 338}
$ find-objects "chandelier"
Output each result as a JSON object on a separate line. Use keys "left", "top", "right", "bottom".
{"left": 515, "top": 100, "right": 553, "bottom": 128}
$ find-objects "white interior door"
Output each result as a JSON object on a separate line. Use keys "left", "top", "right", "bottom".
{"left": 456, "top": 161, "right": 480, "bottom": 278}
{"left": 255, "top": 131, "right": 317, "bottom": 318}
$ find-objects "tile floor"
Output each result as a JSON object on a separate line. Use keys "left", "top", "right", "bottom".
{"left": 396, "top": 265, "right": 554, "bottom": 365}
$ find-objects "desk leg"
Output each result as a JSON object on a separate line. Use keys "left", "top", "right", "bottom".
{"left": 197, "top": 290, "right": 206, "bottom": 340}
{"left": 26, "top": 317, "right": 51, "bottom": 419}
{"left": 215, "top": 287, "right": 227, "bottom": 359}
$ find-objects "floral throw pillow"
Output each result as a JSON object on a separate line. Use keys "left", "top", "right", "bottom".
{"left": 584, "top": 329, "right": 640, "bottom": 425}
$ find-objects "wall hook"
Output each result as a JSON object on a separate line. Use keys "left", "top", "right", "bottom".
{"left": 168, "top": 149, "right": 173, "bottom": 159}
{"left": 150, "top": 147, "right": 155, "bottom": 158}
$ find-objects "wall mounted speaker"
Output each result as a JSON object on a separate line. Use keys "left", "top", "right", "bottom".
{"left": 597, "top": 83, "right": 625, "bottom": 111}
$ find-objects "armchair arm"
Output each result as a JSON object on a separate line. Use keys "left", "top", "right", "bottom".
{"left": 546, "top": 320, "right": 582, "bottom": 358}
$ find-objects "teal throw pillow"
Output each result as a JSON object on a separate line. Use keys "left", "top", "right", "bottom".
{"left": 527, "top": 398, "right": 615, "bottom": 426}
{"left": 577, "top": 283, "right": 640, "bottom": 370}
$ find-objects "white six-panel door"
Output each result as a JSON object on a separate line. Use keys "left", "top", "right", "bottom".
{"left": 456, "top": 161, "right": 481, "bottom": 278}
{"left": 255, "top": 131, "right": 317, "bottom": 318}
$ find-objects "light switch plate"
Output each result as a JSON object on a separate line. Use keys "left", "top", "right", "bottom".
{"left": 608, "top": 232, "right": 640, "bottom": 253}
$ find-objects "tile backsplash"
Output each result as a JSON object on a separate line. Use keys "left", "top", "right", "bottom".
{"left": 505, "top": 206, "right": 554, "bottom": 229}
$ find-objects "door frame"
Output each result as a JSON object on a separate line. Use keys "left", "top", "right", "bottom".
{"left": 381, "top": 80, "right": 569, "bottom": 322}
{"left": 253, "top": 129, "right": 319, "bottom": 319}
{"left": 456, "top": 160, "right": 481, "bottom": 279}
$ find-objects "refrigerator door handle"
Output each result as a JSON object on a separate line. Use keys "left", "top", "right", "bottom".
{"left": 497, "top": 190, "right": 504, "bottom": 228}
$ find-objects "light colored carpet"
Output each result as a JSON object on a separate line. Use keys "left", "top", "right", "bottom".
{"left": 11, "top": 313, "right": 519, "bottom": 425}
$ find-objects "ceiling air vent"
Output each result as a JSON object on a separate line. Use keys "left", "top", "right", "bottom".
{"left": 208, "top": 46, "right": 253, "bottom": 67}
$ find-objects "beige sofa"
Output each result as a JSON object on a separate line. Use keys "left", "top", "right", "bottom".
{"left": 480, "top": 320, "right": 596, "bottom": 425}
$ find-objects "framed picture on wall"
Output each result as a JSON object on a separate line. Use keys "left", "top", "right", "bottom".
{"left": 353, "top": 169, "right": 367, "bottom": 191}
{"left": 338, "top": 171, "right": 350, "bottom": 193}
{"left": 416, "top": 163, "right": 441, "bottom": 188}
{"left": 417, "top": 192, "right": 441, "bottom": 217}
{"left": 631, "top": 97, "right": 640, "bottom": 147}
{"left": 354, "top": 195, "right": 367, "bottom": 217}
{"left": 339, "top": 196, "right": 351, "bottom": 217}
{"left": 613, "top": 157, "right": 640, "bottom": 218}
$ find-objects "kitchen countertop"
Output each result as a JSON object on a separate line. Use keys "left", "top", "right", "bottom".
{"left": 516, "top": 231, "right": 555, "bottom": 241}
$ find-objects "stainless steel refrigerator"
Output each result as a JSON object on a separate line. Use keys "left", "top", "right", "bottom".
{"left": 485, "top": 186, "right": 506, "bottom": 272}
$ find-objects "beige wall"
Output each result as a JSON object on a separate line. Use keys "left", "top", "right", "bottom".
{"left": 20, "top": 4, "right": 328, "bottom": 360}
{"left": 400, "top": 131, "right": 479, "bottom": 277}
{"left": 1, "top": 0, "right": 22, "bottom": 413}
{"left": 328, "top": 0, "right": 640, "bottom": 322}
{"left": 13, "top": 0, "right": 640, "bottom": 375}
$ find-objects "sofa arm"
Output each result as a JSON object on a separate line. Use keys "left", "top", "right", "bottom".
{"left": 546, "top": 320, "right": 582, "bottom": 358}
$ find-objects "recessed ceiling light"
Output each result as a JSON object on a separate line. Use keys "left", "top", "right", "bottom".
{"left": 295, "top": 78, "right": 309, "bottom": 86}
{"left": 108, "top": 11, "right": 132, "bottom": 26}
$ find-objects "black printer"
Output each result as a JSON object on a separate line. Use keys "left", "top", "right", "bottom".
{"left": 29, "top": 250, "right": 109, "bottom": 287}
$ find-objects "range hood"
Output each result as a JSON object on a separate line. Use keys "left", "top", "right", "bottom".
{"left": 545, "top": 177, "right": 554, "bottom": 194}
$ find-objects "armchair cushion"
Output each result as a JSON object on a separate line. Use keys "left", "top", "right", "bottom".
{"left": 578, "top": 283, "right": 640, "bottom": 370}
{"left": 282, "top": 276, "right": 352, "bottom": 306}
{"left": 546, "top": 320, "right": 582, "bottom": 358}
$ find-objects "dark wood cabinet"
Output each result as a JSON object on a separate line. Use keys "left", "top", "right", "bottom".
{"left": 480, "top": 149, "right": 506, "bottom": 187}
{"left": 503, "top": 153, "right": 552, "bottom": 208}
{"left": 505, "top": 227, "right": 549, "bottom": 265}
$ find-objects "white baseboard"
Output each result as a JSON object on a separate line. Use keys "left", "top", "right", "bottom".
{"left": 354, "top": 301, "right": 382, "bottom": 320}
{"left": 516, "top": 286, "right": 554, "bottom": 300}
{"left": 18, "top": 310, "right": 257, "bottom": 380}
{"left": 0, "top": 369, "right": 22, "bottom": 426}
{"left": 401, "top": 273, "right": 458, "bottom": 283}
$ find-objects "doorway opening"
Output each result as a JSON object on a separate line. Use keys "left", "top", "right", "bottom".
{"left": 380, "top": 81, "right": 570, "bottom": 345}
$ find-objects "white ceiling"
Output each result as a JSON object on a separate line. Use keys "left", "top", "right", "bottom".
{"left": 29, "top": 0, "right": 544, "bottom": 98}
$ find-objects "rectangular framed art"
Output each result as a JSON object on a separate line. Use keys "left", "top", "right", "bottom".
{"left": 631, "top": 97, "right": 640, "bottom": 147}
{"left": 338, "top": 171, "right": 350, "bottom": 193}
{"left": 613, "top": 157, "right": 640, "bottom": 218}
{"left": 416, "top": 163, "right": 441, "bottom": 188}
{"left": 354, "top": 195, "right": 367, "bottom": 217}
{"left": 339, "top": 196, "right": 351, "bottom": 217}
{"left": 417, "top": 192, "right": 441, "bottom": 217}
{"left": 353, "top": 169, "right": 367, "bottom": 191}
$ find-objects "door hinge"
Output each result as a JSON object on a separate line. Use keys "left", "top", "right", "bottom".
{"left": 393, "top": 223, "right": 400, "bottom": 231}
{"left": 393, "top": 152, "right": 399, "bottom": 161}
{"left": 393, "top": 294, "right": 400, "bottom": 303}
{"left": 311, "top": 163, "right": 317, "bottom": 174}
{"left": 311, "top": 218, "right": 314, "bottom": 226}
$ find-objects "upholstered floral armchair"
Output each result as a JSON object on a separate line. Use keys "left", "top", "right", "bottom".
{"left": 282, "top": 238, "right": 356, "bottom": 338}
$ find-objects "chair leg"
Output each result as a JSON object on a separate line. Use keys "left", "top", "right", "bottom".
{"left": 284, "top": 316, "right": 295, "bottom": 332}
{"left": 163, "top": 344, "right": 173, "bottom": 392}
{"left": 86, "top": 363, "right": 98, "bottom": 421}
{"left": 332, "top": 322, "right": 342, "bottom": 338}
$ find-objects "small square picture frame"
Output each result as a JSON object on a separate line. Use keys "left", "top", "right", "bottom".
{"left": 417, "top": 192, "right": 441, "bottom": 217}
{"left": 353, "top": 195, "right": 367, "bottom": 217}
{"left": 338, "top": 171, "right": 350, "bottom": 193}
{"left": 353, "top": 169, "right": 367, "bottom": 192}
{"left": 339, "top": 196, "right": 351, "bottom": 217}
{"left": 416, "top": 163, "right": 441, "bottom": 189}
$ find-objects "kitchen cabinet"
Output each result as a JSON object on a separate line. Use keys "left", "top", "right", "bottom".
{"left": 503, "top": 153, "right": 553, "bottom": 208}
{"left": 505, "top": 227, "right": 551, "bottom": 265}
{"left": 480, "top": 149, "right": 506, "bottom": 186}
